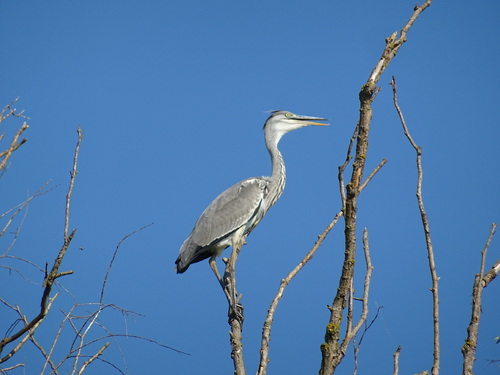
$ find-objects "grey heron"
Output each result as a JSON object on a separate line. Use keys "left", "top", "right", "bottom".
{"left": 175, "top": 110, "right": 328, "bottom": 282}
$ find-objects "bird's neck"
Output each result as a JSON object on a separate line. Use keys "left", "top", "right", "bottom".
{"left": 266, "top": 136, "right": 286, "bottom": 208}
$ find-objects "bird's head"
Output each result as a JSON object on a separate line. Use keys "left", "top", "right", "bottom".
{"left": 263, "top": 110, "right": 329, "bottom": 141}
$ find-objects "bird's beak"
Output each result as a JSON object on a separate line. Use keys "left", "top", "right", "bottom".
{"left": 294, "top": 115, "right": 329, "bottom": 126}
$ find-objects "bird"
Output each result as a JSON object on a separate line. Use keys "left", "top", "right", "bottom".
{"left": 175, "top": 110, "right": 328, "bottom": 283}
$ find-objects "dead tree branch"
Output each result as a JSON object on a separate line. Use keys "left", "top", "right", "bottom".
{"left": 0, "top": 127, "right": 83, "bottom": 363}
{"left": 343, "top": 228, "right": 374, "bottom": 373}
{"left": 0, "top": 98, "right": 28, "bottom": 123}
{"left": 0, "top": 99, "right": 30, "bottom": 174}
{"left": 100, "top": 223, "right": 154, "bottom": 304}
{"left": 351, "top": 230, "right": 377, "bottom": 375}
{"left": 462, "top": 223, "right": 497, "bottom": 375}
{"left": 77, "top": 342, "right": 110, "bottom": 375}
{"left": 0, "top": 122, "right": 28, "bottom": 173}
{"left": 1, "top": 180, "right": 55, "bottom": 252}
{"left": 221, "top": 237, "right": 246, "bottom": 375}
{"left": 319, "top": 3, "right": 432, "bottom": 373}
{"left": 391, "top": 76, "right": 440, "bottom": 375}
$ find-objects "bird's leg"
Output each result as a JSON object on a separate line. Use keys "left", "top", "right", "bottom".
{"left": 211, "top": 254, "right": 240, "bottom": 313}
{"left": 209, "top": 255, "right": 224, "bottom": 289}
{"left": 224, "top": 233, "right": 245, "bottom": 322}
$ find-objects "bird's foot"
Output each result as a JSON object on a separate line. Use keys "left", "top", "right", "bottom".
{"left": 228, "top": 300, "right": 244, "bottom": 324}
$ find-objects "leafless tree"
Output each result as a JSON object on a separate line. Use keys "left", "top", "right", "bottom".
{"left": 0, "top": 103, "right": 184, "bottom": 374}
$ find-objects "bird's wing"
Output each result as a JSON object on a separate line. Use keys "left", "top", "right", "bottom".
{"left": 190, "top": 178, "right": 268, "bottom": 247}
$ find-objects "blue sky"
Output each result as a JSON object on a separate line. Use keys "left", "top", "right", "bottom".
{"left": 1, "top": 1, "right": 499, "bottom": 374}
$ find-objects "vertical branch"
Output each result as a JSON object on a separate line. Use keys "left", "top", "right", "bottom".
{"left": 391, "top": 76, "right": 440, "bottom": 375}
{"left": 462, "top": 223, "right": 497, "bottom": 375}
{"left": 222, "top": 238, "right": 246, "bottom": 375}
{"left": 351, "top": 230, "right": 376, "bottom": 375}
{"left": 319, "top": 75, "right": 373, "bottom": 375}
{"left": 393, "top": 346, "right": 402, "bottom": 375}
{"left": 340, "top": 229, "right": 374, "bottom": 358}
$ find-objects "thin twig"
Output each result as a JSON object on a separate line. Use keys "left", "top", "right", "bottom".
{"left": 0, "top": 363, "right": 24, "bottom": 372}
{"left": 77, "top": 342, "right": 110, "bottom": 375}
{"left": 338, "top": 126, "right": 359, "bottom": 208}
{"left": 100, "top": 223, "right": 154, "bottom": 304}
{"left": 340, "top": 228, "right": 374, "bottom": 362}
{"left": 65, "top": 127, "right": 82, "bottom": 241}
{"left": 391, "top": 76, "right": 440, "bottom": 375}
{"left": 72, "top": 334, "right": 190, "bottom": 356}
{"left": 359, "top": 158, "right": 388, "bottom": 192}
{"left": 353, "top": 305, "right": 383, "bottom": 375}
{"left": 0, "top": 98, "right": 29, "bottom": 123}
{"left": 41, "top": 305, "right": 76, "bottom": 374}
{"left": 0, "top": 295, "right": 57, "bottom": 364}
{"left": 26, "top": 318, "right": 59, "bottom": 374}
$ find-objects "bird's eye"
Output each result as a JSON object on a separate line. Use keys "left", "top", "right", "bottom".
{"left": 285, "top": 112, "right": 293, "bottom": 118}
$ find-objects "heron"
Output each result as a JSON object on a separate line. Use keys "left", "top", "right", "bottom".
{"left": 175, "top": 110, "right": 328, "bottom": 285}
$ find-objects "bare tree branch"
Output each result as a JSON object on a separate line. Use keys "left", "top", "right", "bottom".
{"left": 0, "top": 181, "right": 55, "bottom": 257}
{"left": 341, "top": 228, "right": 374, "bottom": 370}
{"left": 350, "top": 232, "right": 376, "bottom": 375}
{"left": 24, "top": 312, "right": 60, "bottom": 375}
{"left": 338, "top": 126, "right": 358, "bottom": 208}
{"left": 100, "top": 223, "right": 154, "bottom": 304}
{"left": 391, "top": 76, "right": 440, "bottom": 375}
{"left": 0, "top": 294, "right": 57, "bottom": 364}
{"left": 0, "top": 121, "right": 29, "bottom": 173}
{"left": 0, "top": 128, "right": 83, "bottom": 363}
{"left": 319, "top": 3, "right": 432, "bottom": 373}
{"left": 222, "top": 237, "right": 246, "bottom": 375}
{"left": 77, "top": 342, "right": 110, "bottom": 375}
{"left": 64, "top": 127, "right": 82, "bottom": 241}
{"left": 481, "top": 256, "right": 500, "bottom": 287}
{"left": 359, "top": 159, "right": 387, "bottom": 192}
{"left": 462, "top": 223, "right": 497, "bottom": 375}
{"left": 0, "top": 362, "right": 24, "bottom": 373}
{"left": 0, "top": 98, "right": 28, "bottom": 123}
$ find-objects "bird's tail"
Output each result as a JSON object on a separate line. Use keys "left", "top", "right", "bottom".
{"left": 175, "top": 254, "right": 190, "bottom": 274}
